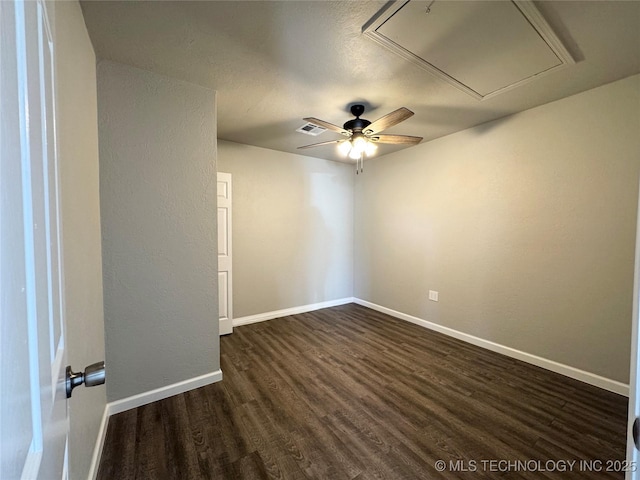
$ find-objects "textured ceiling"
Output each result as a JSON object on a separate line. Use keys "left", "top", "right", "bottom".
{"left": 80, "top": 0, "right": 640, "bottom": 163}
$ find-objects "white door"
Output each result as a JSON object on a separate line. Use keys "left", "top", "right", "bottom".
{"left": 627, "top": 184, "right": 640, "bottom": 480}
{"left": 217, "top": 172, "right": 233, "bottom": 335}
{"left": 1, "top": 1, "right": 69, "bottom": 478}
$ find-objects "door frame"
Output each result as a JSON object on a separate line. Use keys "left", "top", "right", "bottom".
{"left": 626, "top": 181, "right": 640, "bottom": 479}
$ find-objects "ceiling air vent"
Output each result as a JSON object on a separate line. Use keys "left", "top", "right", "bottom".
{"left": 296, "top": 122, "right": 327, "bottom": 136}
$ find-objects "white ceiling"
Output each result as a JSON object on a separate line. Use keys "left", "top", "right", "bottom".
{"left": 80, "top": 0, "right": 640, "bottom": 163}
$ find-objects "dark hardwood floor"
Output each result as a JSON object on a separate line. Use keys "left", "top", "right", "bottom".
{"left": 97, "top": 303, "right": 628, "bottom": 479}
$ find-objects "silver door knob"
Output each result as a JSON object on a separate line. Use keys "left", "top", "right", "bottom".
{"left": 66, "top": 361, "right": 105, "bottom": 398}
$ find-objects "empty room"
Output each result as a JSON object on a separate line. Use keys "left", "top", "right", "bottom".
{"left": 2, "top": 1, "right": 640, "bottom": 479}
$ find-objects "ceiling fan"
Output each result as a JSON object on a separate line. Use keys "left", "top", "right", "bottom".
{"left": 298, "top": 104, "right": 423, "bottom": 172}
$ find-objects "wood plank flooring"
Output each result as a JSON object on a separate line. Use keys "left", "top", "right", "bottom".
{"left": 97, "top": 303, "right": 628, "bottom": 479}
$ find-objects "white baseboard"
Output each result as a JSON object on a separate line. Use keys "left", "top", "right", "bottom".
{"left": 233, "top": 297, "right": 355, "bottom": 327}
{"left": 87, "top": 370, "right": 223, "bottom": 479}
{"left": 354, "top": 298, "right": 629, "bottom": 397}
{"left": 107, "top": 369, "right": 224, "bottom": 416}
{"left": 87, "top": 406, "right": 109, "bottom": 480}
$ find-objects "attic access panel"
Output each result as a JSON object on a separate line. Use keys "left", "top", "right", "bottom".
{"left": 363, "top": 0, "right": 575, "bottom": 100}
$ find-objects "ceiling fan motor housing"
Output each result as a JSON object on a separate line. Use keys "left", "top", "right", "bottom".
{"left": 343, "top": 118, "right": 371, "bottom": 133}
{"left": 344, "top": 104, "right": 371, "bottom": 133}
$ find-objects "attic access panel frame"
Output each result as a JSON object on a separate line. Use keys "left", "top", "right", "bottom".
{"left": 363, "top": 0, "right": 575, "bottom": 101}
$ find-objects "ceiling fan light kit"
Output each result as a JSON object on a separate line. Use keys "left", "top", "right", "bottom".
{"left": 298, "top": 104, "right": 422, "bottom": 173}
{"left": 340, "top": 132, "right": 377, "bottom": 158}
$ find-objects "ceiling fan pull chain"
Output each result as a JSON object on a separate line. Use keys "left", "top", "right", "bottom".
{"left": 355, "top": 154, "right": 362, "bottom": 174}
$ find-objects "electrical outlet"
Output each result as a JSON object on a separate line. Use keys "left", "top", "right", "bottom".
{"left": 428, "top": 290, "right": 439, "bottom": 302}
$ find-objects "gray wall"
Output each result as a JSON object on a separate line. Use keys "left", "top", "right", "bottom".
{"left": 97, "top": 60, "right": 219, "bottom": 402}
{"left": 355, "top": 74, "right": 640, "bottom": 384}
{"left": 53, "top": 2, "right": 106, "bottom": 478}
{"left": 218, "top": 140, "right": 354, "bottom": 318}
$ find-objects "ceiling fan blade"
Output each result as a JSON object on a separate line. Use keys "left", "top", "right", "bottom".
{"left": 303, "top": 117, "right": 350, "bottom": 136}
{"left": 297, "top": 139, "right": 344, "bottom": 149}
{"left": 364, "top": 108, "right": 414, "bottom": 134}
{"left": 369, "top": 134, "right": 423, "bottom": 145}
